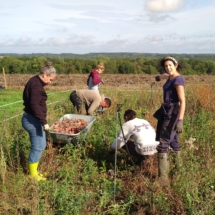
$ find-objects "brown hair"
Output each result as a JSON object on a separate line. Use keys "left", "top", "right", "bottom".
{"left": 104, "top": 97, "right": 111, "bottom": 107}
{"left": 124, "top": 109, "right": 136, "bottom": 121}
{"left": 160, "top": 56, "right": 182, "bottom": 71}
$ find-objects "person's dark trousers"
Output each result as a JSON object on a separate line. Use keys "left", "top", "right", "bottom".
{"left": 69, "top": 91, "right": 82, "bottom": 113}
{"left": 156, "top": 115, "right": 179, "bottom": 153}
{"left": 122, "top": 140, "right": 145, "bottom": 163}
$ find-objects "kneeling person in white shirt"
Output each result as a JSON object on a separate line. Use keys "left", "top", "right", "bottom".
{"left": 109, "top": 109, "right": 159, "bottom": 163}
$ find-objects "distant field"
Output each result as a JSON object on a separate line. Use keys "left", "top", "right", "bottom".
{"left": 1, "top": 74, "right": 215, "bottom": 91}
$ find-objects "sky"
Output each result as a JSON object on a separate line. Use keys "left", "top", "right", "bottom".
{"left": 0, "top": 0, "right": 215, "bottom": 54}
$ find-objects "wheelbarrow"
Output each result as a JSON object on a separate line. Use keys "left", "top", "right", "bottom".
{"left": 49, "top": 114, "right": 96, "bottom": 144}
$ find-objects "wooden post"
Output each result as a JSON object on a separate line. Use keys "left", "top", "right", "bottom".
{"left": 2, "top": 68, "right": 7, "bottom": 89}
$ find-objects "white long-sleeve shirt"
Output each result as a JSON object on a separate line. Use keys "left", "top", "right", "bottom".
{"left": 110, "top": 118, "right": 159, "bottom": 155}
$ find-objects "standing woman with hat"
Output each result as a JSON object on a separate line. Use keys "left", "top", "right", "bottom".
{"left": 22, "top": 61, "right": 56, "bottom": 181}
{"left": 154, "top": 56, "right": 185, "bottom": 187}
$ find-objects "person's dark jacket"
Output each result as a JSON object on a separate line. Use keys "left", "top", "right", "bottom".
{"left": 23, "top": 75, "right": 47, "bottom": 125}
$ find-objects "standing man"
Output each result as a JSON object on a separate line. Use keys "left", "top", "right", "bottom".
{"left": 69, "top": 89, "right": 111, "bottom": 115}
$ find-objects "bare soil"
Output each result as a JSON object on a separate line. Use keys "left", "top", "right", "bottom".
{"left": 0, "top": 74, "right": 214, "bottom": 90}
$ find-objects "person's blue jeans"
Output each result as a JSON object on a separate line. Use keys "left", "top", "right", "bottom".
{"left": 21, "top": 113, "right": 46, "bottom": 163}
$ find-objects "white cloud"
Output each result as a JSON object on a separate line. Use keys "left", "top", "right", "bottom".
{"left": 145, "top": 0, "right": 185, "bottom": 12}
{"left": 0, "top": 0, "right": 215, "bottom": 54}
{"left": 146, "top": 13, "right": 175, "bottom": 22}
{"left": 0, "top": 35, "right": 95, "bottom": 47}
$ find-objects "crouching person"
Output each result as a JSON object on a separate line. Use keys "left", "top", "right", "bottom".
{"left": 109, "top": 109, "right": 159, "bottom": 166}
{"left": 70, "top": 89, "right": 111, "bottom": 115}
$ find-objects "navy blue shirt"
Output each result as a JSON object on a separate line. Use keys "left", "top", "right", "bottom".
{"left": 163, "top": 76, "right": 185, "bottom": 103}
{"left": 23, "top": 75, "right": 48, "bottom": 125}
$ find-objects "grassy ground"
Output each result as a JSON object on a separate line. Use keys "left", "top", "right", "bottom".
{"left": 0, "top": 89, "right": 72, "bottom": 122}
{"left": 1, "top": 84, "right": 215, "bottom": 214}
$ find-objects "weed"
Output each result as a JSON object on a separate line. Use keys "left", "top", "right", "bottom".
{"left": 1, "top": 83, "right": 215, "bottom": 214}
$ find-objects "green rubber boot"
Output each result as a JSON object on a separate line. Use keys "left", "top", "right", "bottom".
{"left": 171, "top": 151, "right": 182, "bottom": 174}
{"left": 156, "top": 153, "right": 170, "bottom": 187}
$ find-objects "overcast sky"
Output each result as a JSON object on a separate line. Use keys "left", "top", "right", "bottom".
{"left": 0, "top": 0, "right": 215, "bottom": 54}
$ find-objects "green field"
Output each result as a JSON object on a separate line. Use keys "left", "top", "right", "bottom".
{"left": 1, "top": 85, "right": 215, "bottom": 214}
{"left": 0, "top": 89, "right": 72, "bottom": 122}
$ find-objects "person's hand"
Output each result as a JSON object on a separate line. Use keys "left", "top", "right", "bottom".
{"left": 101, "top": 79, "right": 105, "bottom": 84}
{"left": 155, "top": 75, "right": 161, "bottom": 82}
{"left": 44, "top": 124, "right": 50, "bottom": 131}
{"left": 176, "top": 120, "right": 183, "bottom": 133}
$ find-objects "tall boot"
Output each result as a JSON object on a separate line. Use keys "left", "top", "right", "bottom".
{"left": 172, "top": 151, "right": 182, "bottom": 174}
{"left": 156, "top": 153, "right": 170, "bottom": 187}
{"left": 28, "top": 162, "right": 46, "bottom": 181}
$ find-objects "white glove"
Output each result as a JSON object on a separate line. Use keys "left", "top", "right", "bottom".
{"left": 44, "top": 124, "right": 50, "bottom": 131}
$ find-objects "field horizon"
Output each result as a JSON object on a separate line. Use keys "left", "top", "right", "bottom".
{"left": 0, "top": 74, "right": 215, "bottom": 91}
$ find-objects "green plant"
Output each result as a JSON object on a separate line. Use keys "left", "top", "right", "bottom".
{"left": 2, "top": 82, "right": 215, "bottom": 214}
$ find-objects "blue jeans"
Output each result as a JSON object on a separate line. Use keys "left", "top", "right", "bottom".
{"left": 21, "top": 113, "right": 46, "bottom": 163}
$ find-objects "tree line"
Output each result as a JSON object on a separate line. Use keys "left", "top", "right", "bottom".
{"left": 2, "top": 52, "right": 215, "bottom": 61}
{"left": 1, "top": 55, "right": 215, "bottom": 75}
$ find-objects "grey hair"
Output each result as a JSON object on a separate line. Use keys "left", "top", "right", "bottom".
{"left": 39, "top": 61, "right": 56, "bottom": 76}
